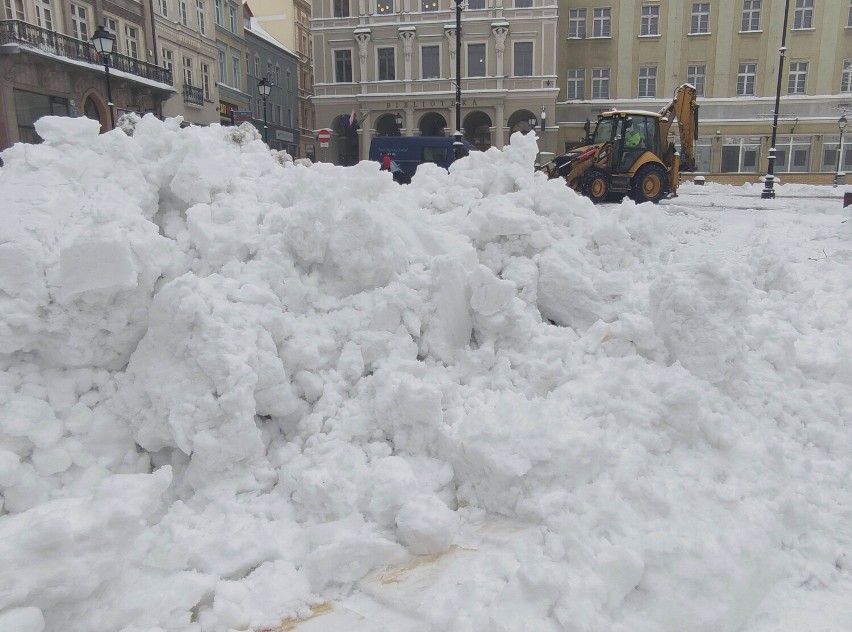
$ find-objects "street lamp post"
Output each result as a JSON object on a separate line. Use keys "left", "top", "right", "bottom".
{"left": 91, "top": 25, "right": 116, "bottom": 130}
{"left": 257, "top": 78, "right": 271, "bottom": 144}
{"left": 527, "top": 115, "right": 537, "bottom": 134}
{"left": 835, "top": 115, "right": 847, "bottom": 187}
{"left": 540, "top": 108, "right": 546, "bottom": 134}
{"left": 453, "top": 0, "right": 463, "bottom": 159}
{"left": 761, "top": 0, "right": 792, "bottom": 200}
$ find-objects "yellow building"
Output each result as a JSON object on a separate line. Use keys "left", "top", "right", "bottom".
{"left": 556, "top": 0, "right": 852, "bottom": 183}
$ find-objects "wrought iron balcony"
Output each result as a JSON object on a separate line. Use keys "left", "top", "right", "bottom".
{"left": 182, "top": 84, "right": 204, "bottom": 106}
{"left": 0, "top": 19, "right": 173, "bottom": 86}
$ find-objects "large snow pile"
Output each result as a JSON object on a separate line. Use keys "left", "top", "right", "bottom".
{"left": 1, "top": 115, "right": 851, "bottom": 632}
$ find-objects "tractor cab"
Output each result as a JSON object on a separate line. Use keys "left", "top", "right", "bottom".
{"left": 593, "top": 111, "right": 662, "bottom": 172}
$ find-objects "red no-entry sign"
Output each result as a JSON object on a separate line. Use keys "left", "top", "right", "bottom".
{"left": 317, "top": 130, "right": 331, "bottom": 143}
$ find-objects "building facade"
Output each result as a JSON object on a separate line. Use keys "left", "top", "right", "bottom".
{"left": 155, "top": 0, "right": 220, "bottom": 124}
{"left": 244, "top": 8, "right": 300, "bottom": 153}
{"left": 311, "top": 0, "right": 560, "bottom": 165}
{"left": 213, "top": 0, "right": 250, "bottom": 124}
{"left": 244, "top": 0, "right": 316, "bottom": 159}
{"left": 556, "top": 0, "right": 852, "bottom": 182}
{"left": 1, "top": 0, "right": 174, "bottom": 150}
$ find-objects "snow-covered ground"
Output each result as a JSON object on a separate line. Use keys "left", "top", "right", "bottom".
{"left": 1, "top": 115, "right": 850, "bottom": 632}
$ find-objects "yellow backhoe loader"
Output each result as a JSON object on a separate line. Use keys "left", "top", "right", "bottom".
{"left": 539, "top": 83, "right": 699, "bottom": 203}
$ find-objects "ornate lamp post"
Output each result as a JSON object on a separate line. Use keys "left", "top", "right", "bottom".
{"left": 527, "top": 114, "right": 537, "bottom": 134}
{"left": 395, "top": 112, "right": 403, "bottom": 136}
{"left": 540, "top": 108, "right": 546, "bottom": 133}
{"left": 257, "top": 78, "right": 271, "bottom": 144}
{"left": 91, "top": 25, "right": 116, "bottom": 130}
{"left": 453, "top": 0, "right": 463, "bottom": 159}
{"left": 761, "top": 0, "right": 792, "bottom": 199}
{"left": 835, "top": 115, "right": 847, "bottom": 187}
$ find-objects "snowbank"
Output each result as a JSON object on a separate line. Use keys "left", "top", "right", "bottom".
{"left": 1, "top": 115, "right": 851, "bottom": 632}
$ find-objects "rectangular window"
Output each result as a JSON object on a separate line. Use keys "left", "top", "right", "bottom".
{"left": 694, "top": 138, "right": 712, "bottom": 172}
{"left": 4, "top": 0, "right": 26, "bottom": 20}
{"left": 276, "top": 104, "right": 282, "bottom": 124}
{"left": 774, "top": 136, "right": 810, "bottom": 172}
{"left": 687, "top": 64, "right": 706, "bottom": 97}
{"left": 843, "top": 59, "right": 852, "bottom": 93}
{"left": 231, "top": 51, "right": 241, "bottom": 89}
{"left": 376, "top": 0, "right": 391, "bottom": 13}
{"left": 180, "top": 0, "right": 188, "bottom": 25}
{"left": 737, "top": 62, "right": 756, "bottom": 96}
{"left": 592, "top": 7, "right": 611, "bottom": 37}
{"left": 741, "top": 0, "right": 760, "bottom": 31}
{"left": 160, "top": 0, "right": 168, "bottom": 16}
{"left": 468, "top": 0, "right": 484, "bottom": 8}
{"left": 513, "top": 42, "right": 533, "bottom": 76}
{"left": 162, "top": 48, "right": 174, "bottom": 84}
{"left": 514, "top": 0, "right": 532, "bottom": 7}
{"left": 183, "top": 56, "right": 193, "bottom": 86}
{"left": 690, "top": 3, "right": 710, "bottom": 34}
{"left": 422, "top": 0, "right": 438, "bottom": 10}
{"left": 218, "top": 49, "right": 227, "bottom": 85}
{"left": 124, "top": 25, "right": 139, "bottom": 59}
{"left": 849, "top": 0, "right": 852, "bottom": 27}
{"left": 422, "top": 45, "right": 440, "bottom": 79}
{"left": 196, "top": 0, "right": 205, "bottom": 33}
{"left": 14, "top": 89, "right": 69, "bottom": 144}
{"left": 566, "top": 68, "right": 585, "bottom": 99}
{"left": 793, "top": 0, "right": 813, "bottom": 29}
{"left": 467, "top": 43, "right": 486, "bottom": 77}
{"left": 378, "top": 47, "right": 395, "bottom": 80}
{"left": 228, "top": 2, "right": 237, "bottom": 31}
{"left": 245, "top": 50, "right": 250, "bottom": 76}
{"left": 638, "top": 65, "right": 656, "bottom": 97}
{"left": 640, "top": 5, "right": 659, "bottom": 36}
{"left": 214, "top": 0, "right": 222, "bottom": 25}
{"left": 721, "top": 138, "right": 760, "bottom": 172}
{"left": 822, "top": 135, "right": 852, "bottom": 172}
{"left": 591, "top": 67, "right": 610, "bottom": 99}
{"left": 35, "top": 0, "right": 53, "bottom": 30}
{"left": 334, "top": 0, "right": 349, "bottom": 16}
{"left": 70, "top": 4, "right": 89, "bottom": 41}
{"left": 787, "top": 61, "right": 807, "bottom": 94}
{"left": 201, "top": 62, "right": 211, "bottom": 99}
{"left": 568, "top": 8, "right": 586, "bottom": 38}
{"left": 335, "top": 49, "right": 352, "bottom": 82}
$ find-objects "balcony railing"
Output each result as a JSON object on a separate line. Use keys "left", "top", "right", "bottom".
{"left": 182, "top": 84, "right": 204, "bottom": 106}
{"left": 0, "top": 19, "right": 173, "bottom": 86}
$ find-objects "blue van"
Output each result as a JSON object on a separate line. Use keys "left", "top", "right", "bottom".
{"left": 369, "top": 136, "right": 476, "bottom": 183}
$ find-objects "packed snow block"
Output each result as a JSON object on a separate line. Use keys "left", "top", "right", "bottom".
{"left": 0, "top": 243, "right": 41, "bottom": 296}
{"left": 0, "top": 607, "right": 45, "bottom": 632}
{"left": 59, "top": 240, "right": 137, "bottom": 302}
{"left": 395, "top": 495, "right": 459, "bottom": 555}
{"left": 34, "top": 116, "right": 102, "bottom": 146}
{"left": 649, "top": 260, "right": 749, "bottom": 384}
{"left": 537, "top": 245, "right": 615, "bottom": 330}
{"left": 419, "top": 257, "right": 472, "bottom": 362}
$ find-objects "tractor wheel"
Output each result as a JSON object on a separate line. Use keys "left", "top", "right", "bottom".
{"left": 631, "top": 163, "right": 668, "bottom": 203}
{"left": 582, "top": 168, "right": 610, "bottom": 204}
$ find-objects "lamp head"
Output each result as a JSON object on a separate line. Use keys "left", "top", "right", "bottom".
{"left": 395, "top": 112, "right": 403, "bottom": 126}
{"left": 91, "top": 26, "right": 116, "bottom": 56}
{"left": 258, "top": 78, "right": 271, "bottom": 97}
{"left": 839, "top": 115, "right": 848, "bottom": 131}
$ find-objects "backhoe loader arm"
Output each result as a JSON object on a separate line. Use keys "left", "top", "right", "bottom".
{"left": 658, "top": 83, "right": 699, "bottom": 172}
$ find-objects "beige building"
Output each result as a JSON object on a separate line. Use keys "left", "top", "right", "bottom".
{"left": 311, "top": 0, "right": 560, "bottom": 165}
{"left": 556, "top": 0, "right": 852, "bottom": 182}
{"left": 155, "top": 0, "right": 220, "bottom": 124}
{"left": 1, "top": 0, "right": 174, "bottom": 149}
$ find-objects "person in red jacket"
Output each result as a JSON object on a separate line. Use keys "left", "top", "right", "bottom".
{"left": 382, "top": 153, "right": 391, "bottom": 171}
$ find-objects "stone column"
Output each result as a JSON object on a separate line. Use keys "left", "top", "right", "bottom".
{"left": 494, "top": 102, "right": 505, "bottom": 149}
